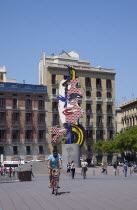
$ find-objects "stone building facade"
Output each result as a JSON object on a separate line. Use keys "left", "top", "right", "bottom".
{"left": 116, "top": 99, "right": 137, "bottom": 132}
{"left": 39, "top": 51, "right": 116, "bottom": 159}
{"left": 0, "top": 82, "right": 47, "bottom": 161}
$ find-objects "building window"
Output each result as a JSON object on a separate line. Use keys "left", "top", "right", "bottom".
{"left": 0, "top": 146, "right": 4, "bottom": 155}
{"left": 96, "top": 130, "right": 103, "bottom": 141}
{"left": 52, "top": 88, "right": 56, "bottom": 95}
{"left": 0, "top": 112, "right": 6, "bottom": 122}
{"left": 96, "top": 104, "right": 102, "bottom": 113}
{"left": 0, "top": 130, "right": 6, "bottom": 141}
{"left": 107, "top": 116, "right": 112, "bottom": 125}
{"left": 13, "top": 146, "right": 18, "bottom": 155}
{"left": 26, "top": 146, "right": 31, "bottom": 155}
{"left": 86, "top": 104, "right": 92, "bottom": 113}
{"left": 96, "top": 91, "right": 102, "bottom": 97}
{"left": 107, "top": 92, "right": 112, "bottom": 98}
{"left": 86, "top": 115, "right": 90, "bottom": 125}
{"left": 52, "top": 74, "right": 56, "bottom": 84}
{"left": 25, "top": 130, "right": 32, "bottom": 139}
{"left": 106, "top": 79, "right": 112, "bottom": 89}
{"left": 0, "top": 74, "right": 3, "bottom": 80}
{"left": 107, "top": 105, "right": 112, "bottom": 113}
{"left": 87, "top": 145, "right": 91, "bottom": 152}
{"left": 12, "top": 130, "right": 20, "bottom": 140}
{"left": 52, "top": 102, "right": 58, "bottom": 111}
{"left": 38, "top": 130, "right": 45, "bottom": 139}
{"left": 38, "top": 113, "right": 45, "bottom": 123}
{"left": 0, "top": 98, "right": 5, "bottom": 108}
{"left": 38, "top": 100, "right": 44, "bottom": 110}
{"left": 107, "top": 130, "right": 113, "bottom": 140}
{"left": 26, "top": 113, "right": 32, "bottom": 122}
{"left": 12, "top": 112, "right": 19, "bottom": 122}
{"left": 52, "top": 114, "right": 59, "bottom": 126}
{"left": 86, "top": 130, "right": 92, "bottom": 139}
{"left": 86, "top": 91, "right": 91, "bottom": 97}
{"left": 96, "top": 78, "right": 102, "bottom": 88}
{"left": 85, "top": 77, "right": 91, "bottom": 87}
{"left": 13, "top": 98, "right": 18, "bottom": 109}
{"left": 96, "top": 116, "right": 102, "bottom": 125}
{"left": 39, "top": 146, "right": 44, "bottom": 154}
{"left": 25, "top": 99, "right": 32, "bottom": 109}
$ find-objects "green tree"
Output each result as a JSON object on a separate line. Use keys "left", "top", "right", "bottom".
{"left": 57, "top": 134, "right": 67, "bottom": 144}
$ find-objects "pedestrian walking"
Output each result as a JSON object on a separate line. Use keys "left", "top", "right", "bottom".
{"left": 123, "top": 163, "right": 128, "bottom": 177}
{"left": 71, "top": 160, "right": 75, "bottom": 179}
{"left": 29, "top": 165, "right": 34, "bottom": 178}
{"left": 66, "top": 162, "right": 71, "bottom": 176}
{"left": 113, "top": 162, "right": 117, "bottom": 175}
{"left": 9, "top": 166, "right": 12, "bottom": 177}
{"left": 81, "top": 159, "right": 88, "bottom": 179}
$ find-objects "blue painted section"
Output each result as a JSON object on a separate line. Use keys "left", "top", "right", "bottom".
{"left": 67, "top": 122, "right": 72, "bottom": 144}
{"left": 0, "top": 82, "right": 47, "bottom": 93}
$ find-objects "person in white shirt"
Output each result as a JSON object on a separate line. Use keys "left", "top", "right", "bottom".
{"left": 81, "top": 160, "right": 88, "bottom": 179}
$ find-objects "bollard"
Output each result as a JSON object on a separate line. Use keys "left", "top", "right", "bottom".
{"left": 93, "top": 169, "right": 95, "bottom": 176}
{"left": 130, "top": 168, "right": 131, "bottom": 175}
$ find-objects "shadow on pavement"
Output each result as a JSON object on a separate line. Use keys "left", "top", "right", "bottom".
{"left": 58, "top": 191, "right": 70, "bottom": 195}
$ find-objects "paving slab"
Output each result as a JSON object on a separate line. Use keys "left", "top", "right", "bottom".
{"left": 0, "top": 168, "right": 137, "bottom": 210}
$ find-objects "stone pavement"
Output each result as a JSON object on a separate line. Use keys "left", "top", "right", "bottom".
{"left": 0, "top": 167, "right": 137, "bottom": 210}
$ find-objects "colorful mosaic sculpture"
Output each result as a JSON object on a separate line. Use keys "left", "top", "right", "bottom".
{"left": 51, "top": 66, "right": 85, "bottom": 146}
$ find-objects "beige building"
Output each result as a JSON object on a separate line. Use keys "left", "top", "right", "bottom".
{"left": 116, "top": 99, "right": 137, "bottom": 132}
{"left": 0, "top": 66, "right": 16, "bottom": 83}
{"left": 39, "top": 51, "right": 116, "bottom": 158}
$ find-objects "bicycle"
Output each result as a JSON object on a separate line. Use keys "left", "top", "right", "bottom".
{"left": 51, "top": 168, "right": 60, "bottom": 195}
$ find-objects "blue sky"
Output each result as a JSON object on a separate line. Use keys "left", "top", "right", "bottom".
{"left": 0, "top": 0, "right": 137, "bottom": 106}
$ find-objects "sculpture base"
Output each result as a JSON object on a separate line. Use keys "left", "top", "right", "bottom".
{"left": 62, "top": 144, "right": 80, "bottom": 167}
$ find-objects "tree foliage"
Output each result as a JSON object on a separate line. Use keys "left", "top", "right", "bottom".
{"left": 93, "top": 126, "right": 137, "bottom": 156}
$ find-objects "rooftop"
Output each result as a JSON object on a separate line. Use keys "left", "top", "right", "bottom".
{"left": 0, "top": 82, "right": 47, "bottom": 93}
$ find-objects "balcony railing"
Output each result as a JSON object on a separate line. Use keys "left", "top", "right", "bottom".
{"left": 37, "top": 139, "right": 45, "bottom": 143}
{"left": 107, "top": 123, "right": 113, "bottom": 127}
{"left": 96, "top": 97, "right": 103, "bottom": 102}
{"left": 38, "top": 106, "right": 45, "bottom": 111}
{"left": 12, "top": 105, "right": 19, "bottom": 109}
{"left": 85, "top": 97, "right": 92, "bottom": 101}
{"left": 0, "top": 139, "right": 6, "bottom": 143}
{"left": 52, "top": 108, "right": 58, "bottom": 112}
{"left": 25, "top": 139, "right": 34, "bottom": 143}
{"left": 12, "top": 139, "right": 21, "bottom": 143}
{"left": 0, "top": 120, "right": 6, "bottom": 125}
{"left": 96, "top": 110, "right": 102, "bottom": 114}
{"left": 25, "top": 121, "right": 33, "bottom": 126}
{"left": 25, "top": 105, "right": 32, "bottom": 110}
{"left": 52, "top": 122, "right": 60, "bottom": 126}
{"left": 96, "top": 85, "right": 102, "bottom": 89}
{"left": 51, "top": 80, "right": 58, "bottom": 85}
{"left": 38, "top": 121, "right": 46, "bottom": 126}
{"left": 0, "top": 105, "right": 6, "bottom": 109}
{"left": 106, "top": 98, "right": 113, "bottom": 102}
{"left": 86, "top": 109, "right": 92, "bottom": 113}
{"left": 96, "top": 123, "right": 103, "bottom": 127}
{"left": 86, "top": 122, "right": 93, "bottom": 127}
{"left": 12, "top": 120, "right": 20, "bottom": 125}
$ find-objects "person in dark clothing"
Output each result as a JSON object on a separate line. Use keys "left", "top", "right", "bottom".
{"left": 71, "top": 160, "right": 75, "bottom": 179}
{"left": 113, "top": 162, "right": 117, "bottom": 175}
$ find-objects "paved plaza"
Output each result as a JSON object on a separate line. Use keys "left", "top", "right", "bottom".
{"left": 0, "top": 167, "right": 137, "bottom": 210}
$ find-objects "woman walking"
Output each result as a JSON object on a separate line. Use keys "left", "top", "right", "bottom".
{"left": 71, "top": 160, "right": 75, "bottom": 179}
